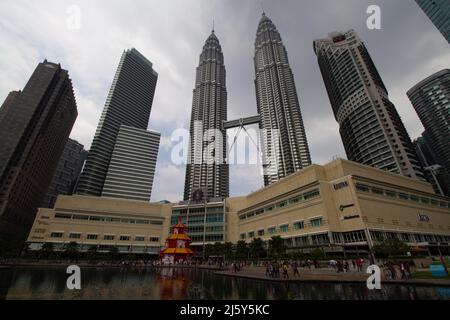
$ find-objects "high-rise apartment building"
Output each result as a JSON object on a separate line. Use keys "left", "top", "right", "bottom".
{"left": 102, "top": 125, "right": 160, "bottom": 202}
{"left": 314, "top": 30, "right": 424, "bottom": 180}
{"left": 42, "top": 138, "right": 88, "bottom": 208}
{"left": 408, "top": 69, "right": 450, "bottom": 196}
{"left": 183, "top": 30, "right": 229, "bottom": 201}
{"left": 415, "top": 0, "right": 450, "bottom": 43}
{"left": 0, "top": 60, "right": 77, "bottom": 252}
{"left": 76, "top": 49, "right": 158, "bottom": 196}
{"left": 254, "top": 13, "right": 311, "bottom": 186}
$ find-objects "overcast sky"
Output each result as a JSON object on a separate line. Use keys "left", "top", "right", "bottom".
{"left": 0, "top": 0, "right": 449, "bottom": 202}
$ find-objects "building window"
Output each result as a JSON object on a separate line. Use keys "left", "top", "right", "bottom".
{"left": 104, "top": 235, "right": 114, "bottom": 241}
{"left": 248, "top": 231, "right": 255, "bottom": 238}
{"left": 279, "top": 224, "right": 289, "bottom": 233}
{"left": 240, "top": 233, "right": 246, "bottom": 240}
{"left": 257, "top": 229, "right": 265, "bottom": 236}
{"left": 356, "top": 183, "right": 370, "bottom": 192}
{"left": 135, "top": 236, "right": 145, "bottom": 241}
{"left": 50, "top": 232, "right": 64, "bottom": 238}
{"left": 55, "top": 213, "right": 72, "bottom": 219}
{"left": 120, "top": 236, "right": 130, "bottom": 241}
{"left": 69, "top": 233, "right": 81, "bottom": 239}
{"left": 87, "top": 234, "right": 98, "bottom": 240}
{"left": 149, "top": 237, "right": 160, "bottom": 242}
{"left": 268, "top": 227, "right": 276, "bottom": 235}
{"left": 293, "top": 221, "right": 304, "bottom": 230}
{"left": 310, "top": 218, "right": 323, "bottom": 227}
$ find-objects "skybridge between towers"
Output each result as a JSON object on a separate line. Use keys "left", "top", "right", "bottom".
{"left": 222, "top": 115, "right": 261, "bottom": 130}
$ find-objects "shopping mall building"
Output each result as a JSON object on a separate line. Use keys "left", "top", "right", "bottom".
{"left": 27, "top": 159, "right": 450, "bottom": 256}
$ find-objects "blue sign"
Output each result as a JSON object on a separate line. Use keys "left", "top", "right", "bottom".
{"left": 429, "top": 264, "right": 447, "bottom": 278}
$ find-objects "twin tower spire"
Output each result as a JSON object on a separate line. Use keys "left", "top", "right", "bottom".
{"left": 183, "top": 13, "right": 311, "bottom": 202}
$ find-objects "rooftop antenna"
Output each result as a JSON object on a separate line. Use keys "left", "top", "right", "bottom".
{"left": 212, "top": 18, "right": 214, "bottom": 33}
{"left": 261, "top": 1, "right": 265, "bottom": 15}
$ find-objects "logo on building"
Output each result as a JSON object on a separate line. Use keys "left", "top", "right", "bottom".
{"left": 418, "top": 213, "right": 430, "bottom": 222}
{"left": 339, "top": 203, "right": 355, "bottom": 212}
{"left": 334, "top": 181, "right": 349, "bottom": 190}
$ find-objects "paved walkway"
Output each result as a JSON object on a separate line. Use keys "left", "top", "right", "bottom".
{"left": 215, "top": 266, "right": 450, "bottom": 287}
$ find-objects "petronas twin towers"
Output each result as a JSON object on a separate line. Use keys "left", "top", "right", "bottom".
{"left": 184, "top": 13, "right": 311, "bottom": 201}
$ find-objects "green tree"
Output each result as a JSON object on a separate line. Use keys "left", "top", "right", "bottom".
{"left": 87, "top": 245, "right": 98, "bottom": 260}
{"left": 213, "top": 242, "right": 224, "bottom": 257}
{"left": 204, "top": 244, "right": 214, "bottom": 258}
{"left": 40, "top": 242, "right": 55, "bottom": 258}
{"left": 223, "top": 242, "right": 234, "bottom": 261}
{"left": 108, "top": 246, "right": 119, "bottom": 261}
{"left": 268, "top": 236, "right": 286, "bottom": 258}
{"left": 373, "top": 239, "right": 410, "bottom": 258}
{"left": 63, "top": 241, "right": 79, "bottom": 260}
{"left": 235, "top": 240, "right": 248, "bottom": 260}
{"left": 249, "top": 238, "right": 266, "bottom": 260}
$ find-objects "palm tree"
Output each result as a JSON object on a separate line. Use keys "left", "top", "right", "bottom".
{"left": 249, "top": 238, "right": 266, "bottom": 260}
{"left": 235, "top": 240, "right": 248, "bottom": 260}
{"left": 268, "top": 236, "right": 286, "bottom": 259}
{"left": 40, "top": 242, "right": 54, "bottom": 259}
{"left": 223, "top": 242, "right": 234, "bottom": 261}
{"left": 108, "top": 246, "right": 119, "bottom": 261}
{"left": 213, "top": 242, "right": 224, "bottom": 257}
{"left": 87, "top": 245, "right": 98, "bottom": 260}
{"left": 64, "top": 241, "right": 79, "bottom": 260}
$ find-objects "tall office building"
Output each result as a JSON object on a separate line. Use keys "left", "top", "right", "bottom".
{"left": 0, "top": 60, "right": 77, "bottom": 252}
{"left": 42, "top": 138, "right": 88, "bottom": 208}
{"left": 414, "top": 133, "right": 449, "bottom": 196}
{"left": 183, "top": 30, "right": 229, "bottom": 202}
{"left": 408, "top": 69, "right": 450, "bottom": 196}
{"left": 102, "top": 125, "right": 160, "bottom": 201}
{"left": 415, "top": 0, "right": 450, "bottom": 43}
{"left": 76, "top": 49, "right": 158, "bottom": 196}
{"left": 314, "top": 30, "right": 424, "bottom": 180}
{"left": 254, "top": 13, "right": 311, "bottom": 186}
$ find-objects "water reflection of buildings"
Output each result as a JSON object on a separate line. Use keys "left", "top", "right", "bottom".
{"left": 158, "top": 268, "right": 190, "bottom": 300}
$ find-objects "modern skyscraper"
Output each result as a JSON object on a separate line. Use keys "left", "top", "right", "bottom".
{"left": 414, "top": 133, "right": 449, "bottom": 196}
{"left": 42, "top": 138, "right": 88, "bottom": 208}
{"left": 102, "top": 125, "right": 160, "bottom": 201}
{"left": 314, "top": 30, "right": 424, "bottom": 180}
{"left": 408, "top": 69, "right": 450, "bottom": 196}
{"left": 415, "top": 0, "right": 450, "bottom": 43}
{"left": 0, "top": 60, "right": 77, "bottom": 252}
{"left": 254, "top": 13, "right": 311, "bottom": 186}
{"left": 76, "top": 49, "right": 158, "bottom": 196}
{"left": 184, "top": 30, "right": 229, "bottom": 201}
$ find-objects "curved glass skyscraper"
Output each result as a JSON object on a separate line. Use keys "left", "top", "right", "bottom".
{"left": 254, "top": 13, "right": 311, "bottom": 186}
{"left": 183, "top": 30, "right": 229, "bottom": 201}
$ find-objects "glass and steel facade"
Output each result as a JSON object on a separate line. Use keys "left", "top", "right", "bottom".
{"left": 0, "top": 60, "right": 78, "bottom": 248}
{"left": 254, "top": 13, "right": 311, "bottom": 186}
{"left": 170, "top": 202, "right": 225, "bottom": 249}
{"left": 408, "top": 69, "right": 450, "bottom": 196}
{"left": 183, "top": 31, "right": 229, "bottom": 201}
{"left": 76, "top": 49, "right": 158, "bottom": 196}
{"left": 415, "top": 0, "right": 450, "bottom": 43}
{"left": 314, "top": 30, "right": 424, "bottom": 180}
{"left": 102, "top": 125, "right": 160, "bottom": 201}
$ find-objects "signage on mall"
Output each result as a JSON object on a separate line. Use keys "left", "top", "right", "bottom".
{"left": 333, "top": 181, "right": 349, "bottom": 190}
{"left": 418, "top": 213, "right": 430, "bottom": 222}
{"left": 339, "top": 203, "right": 355, "bottom": 211}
